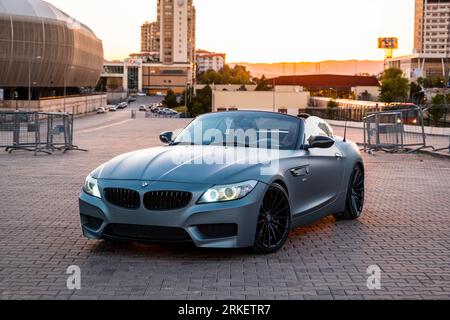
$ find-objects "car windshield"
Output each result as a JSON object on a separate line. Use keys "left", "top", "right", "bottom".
{"left": 173, "top": 112, "right": 302, "bottom": 150}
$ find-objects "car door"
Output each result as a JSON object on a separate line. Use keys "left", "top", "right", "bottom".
{"left": 287, "top": 117, "right": 344, "bottom": 216}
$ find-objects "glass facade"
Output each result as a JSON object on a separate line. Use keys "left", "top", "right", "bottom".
{"left": 127, "top": 67, "right": 139, "bottom": 91}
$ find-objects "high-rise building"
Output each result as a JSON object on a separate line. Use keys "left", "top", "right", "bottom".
{"left": 414, "top": 0, "right": 450, "bottom": 55}
{"left": 141, "top": 21, "right": 160, "bottom": 53}
{"left": 385, "top": 0, "right": 450, "bottom": 81}
{"left": 158, "top": 0, "right": 196, "bottom": 64}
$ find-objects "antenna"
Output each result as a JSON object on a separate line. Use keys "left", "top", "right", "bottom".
{"left": 343, "top": 113, "right": 348, "bottom": 143}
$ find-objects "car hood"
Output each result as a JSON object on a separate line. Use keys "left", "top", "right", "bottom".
{"left": 91, "top": 146, "right": 292, "bottom": 185}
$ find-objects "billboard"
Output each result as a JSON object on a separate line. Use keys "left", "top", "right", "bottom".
{"left": 378, "top": 37, "right": 399, "bottom": 49}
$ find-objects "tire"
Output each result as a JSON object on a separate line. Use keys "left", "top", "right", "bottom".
{"left": 253, "top": 183, "right": 291, "bottom": 254}
{"left": 334, "top": 164, "right": 365, "bottom": 220}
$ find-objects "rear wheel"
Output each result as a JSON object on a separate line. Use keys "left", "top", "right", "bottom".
{"left": 253, "top": 183, "right": 291, "bottom": 254}
{"left": 335, "top": 164, "right": 365, "bottom": 220}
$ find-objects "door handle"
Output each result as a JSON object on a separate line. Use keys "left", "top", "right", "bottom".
{"left": 335, "top": 153, "right": 343, "bottom": 159}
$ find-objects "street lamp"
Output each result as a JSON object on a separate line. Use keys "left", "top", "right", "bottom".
{"left": 28, "top": 55, "right": 42, "bottom": 110}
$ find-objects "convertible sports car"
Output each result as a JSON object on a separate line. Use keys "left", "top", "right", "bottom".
{"left": 79, "top": 111, "right": 364, "bottom": 254}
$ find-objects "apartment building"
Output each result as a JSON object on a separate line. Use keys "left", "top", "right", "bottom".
{"left": 158, "top": 0, "right": 196, "bottom": 64}
{"left": 386, "top": 0, "right": 450, "bottom": 81}
{"left": 414, "top": 0, "right": 450, "bottom": 55}
{"left": 141, "top": 21, "right": 160, "bottom": 53}
{"left": 196, "top": 50, "right": 226, "bottom": 73}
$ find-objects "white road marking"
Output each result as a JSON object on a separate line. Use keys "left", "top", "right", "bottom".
{"left": 78, "top": 119, "right": 134, "bottom": 134}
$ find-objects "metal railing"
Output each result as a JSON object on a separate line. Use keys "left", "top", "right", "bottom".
{"left": 363, "top": 107, "right": 433, "bottom": 153}
{"left": 0, "top": 111, "right": 86, "bottom": 155}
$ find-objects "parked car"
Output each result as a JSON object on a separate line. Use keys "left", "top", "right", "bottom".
{"left": 137, "top": 92, "right": 147, "bottom": 97}
{"left": 128, "top": 97, "right": 137, "bottom": 103}
{"left": 117, "top": 102, "right": 128, "bottom": 109}
{"left": 139, "top": 105, "right": 147, "bottom": 112}
{"left": 109, "top": 106, "right": 118, "bottom": 112}
{"left": 79, "top": 112, "right": 365, "bottom": 254}
{"left": 96, "top": 107, "right": 106, "bottom": 114}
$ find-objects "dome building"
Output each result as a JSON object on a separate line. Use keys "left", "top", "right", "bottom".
{"left": 0, "top": 0, "right": 104, "bottom": 100}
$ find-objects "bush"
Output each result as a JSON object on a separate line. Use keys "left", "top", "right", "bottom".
{"left": 327, "top": 100, "right": 338, "bottom": 109}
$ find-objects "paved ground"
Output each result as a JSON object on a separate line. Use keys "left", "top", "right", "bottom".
{"left": 1, "top": 106, "right": 450, "bottom": 300}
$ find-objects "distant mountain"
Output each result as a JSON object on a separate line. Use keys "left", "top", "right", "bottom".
{"left": 229, "top": 60, "right": 384, "bottom": 79}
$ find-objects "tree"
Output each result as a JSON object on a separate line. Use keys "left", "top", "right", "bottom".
{"left": 162, "top": 90, "right": 178, "bottom": 108}
{"left": 429, "top": 94, "right": 447, "bottom": 126}
{"left": 187, "top": 85, "right": 212, "bottom": 117}
{"left": 379, "top": 68, "right": 409, "bottom": 103}
{"left": 409, "top": 82, "right": 425, "bottom": 104}
{"left": 255, "top": 75, "right": 270, "bottom": 91}
{"left": 197, "top": 64, "right": 253, "bottom": 85}
{"left": 191, "top": 101, "right": 204, "bottom": 117}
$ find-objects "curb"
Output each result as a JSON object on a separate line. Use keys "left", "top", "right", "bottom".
{"left": 356, "top": 143, "right": 450, "bottom": 160}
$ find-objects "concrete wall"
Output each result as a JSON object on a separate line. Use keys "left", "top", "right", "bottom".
{"left": 196, "top": 84, "right": 258, "bottom": 92}
{"left": 213, "top": 91, "right": 310, "bottom": 116}
{"left": 107, "top": 92, "right": 128, "bottom": 104}
{"left": 0, "top": 94, "right": 107, "bottom": 115}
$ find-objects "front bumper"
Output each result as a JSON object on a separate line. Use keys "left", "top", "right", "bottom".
{"left": 79, "top": 180, "right": 267, "bottom": 248}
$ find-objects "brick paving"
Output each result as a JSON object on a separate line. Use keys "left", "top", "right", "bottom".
{"left": 1, "top": 112, "right": 450, "bottom": 300}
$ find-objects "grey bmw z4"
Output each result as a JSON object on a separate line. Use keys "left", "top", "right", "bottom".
{"left": 79, "top": 111, "right": 365, "bottom": 254}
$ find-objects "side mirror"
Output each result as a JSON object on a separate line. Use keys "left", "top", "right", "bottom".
{"left": 306, "top": 135, "right": 335, "bottom": 149}
{"left": 160, "top": 131, "right": 173, "bottom": 144}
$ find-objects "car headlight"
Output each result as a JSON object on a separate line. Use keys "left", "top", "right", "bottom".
{"left": 198, "top": 180, "right": 258, "bottom": 204}
{"left": 83, "top": 175, "right": 101, "bottom": 198}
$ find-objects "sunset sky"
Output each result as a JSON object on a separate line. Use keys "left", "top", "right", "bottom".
{"left": 46, "top": 0, "right": 415, "bottom": 63}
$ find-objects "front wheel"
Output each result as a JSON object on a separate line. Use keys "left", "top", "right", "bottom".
{"left": 335, "top": 164, "right": 365, "bottom": 220}
{"left": 253, "top": 183, "right": 291, "bottom": 254}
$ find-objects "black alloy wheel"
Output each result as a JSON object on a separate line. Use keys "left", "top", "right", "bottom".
{"left": 335, "top": 164, "right": 365, "bottom": 220}
{"left": 253, "top": 183, "right": 291, "bottom": 254}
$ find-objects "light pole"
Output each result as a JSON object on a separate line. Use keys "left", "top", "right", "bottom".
{"left": 28, "top": 56, "right": 42, "bottom": 110}
{"left": 273, "top": 79, "right": 276, "bottom": 112}
{"left": 64, "top": 66, "right": 75, "bottom": 113}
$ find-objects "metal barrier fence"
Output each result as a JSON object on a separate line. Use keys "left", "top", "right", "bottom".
{"left": 300, "top": 105, "right": 450, "bottom": 128}
{"left": 0, "top": 111, "right": 85, "bottom": 155}
{"left": 363, "top": 107, "right": 433, "bottom": 153}
{"left": 434, "top": 136, "right": 450, "bottom": 153}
